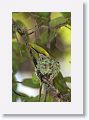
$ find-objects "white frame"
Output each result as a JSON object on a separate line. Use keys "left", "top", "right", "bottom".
{"left": 0, "top": 0, "right": 83, "bottom": 114}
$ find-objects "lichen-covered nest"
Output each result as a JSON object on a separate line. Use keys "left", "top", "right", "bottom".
{"left": 36, "top": 55, "right": 60, "bottom": 81}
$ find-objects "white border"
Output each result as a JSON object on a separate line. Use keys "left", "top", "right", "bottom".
{"left": 0, "top": 0, "right": 83, "bottom": 114}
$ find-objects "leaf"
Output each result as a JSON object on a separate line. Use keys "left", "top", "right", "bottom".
{"left": 46, "top": 30, "right": 57, "bottom": 50}
{"left": 37, "top": 12, "right": 49, "bottom": 18}
{"left": 53, "top": 72, "right": 69, "bottom": 94}
{"left": 12, "top": 74, "right": 18, "bottom": 102}
{"left": 12, "top": 93, "right": 53, "bottom": 102}
{"left": 12, "top": 41, "right": 30, "bottom": 73}
{"left": 61, "top": 12, "right": 71, "bottom": 18}
{"left": 64, "top": 77, "right": 71, "bottom": 83}
{"left": 48, "top": 30, "right": 57, "bottom": 42}
{"left": 25, "top": 96, "right": 39, "bottom": 102}
{"left": 12, "top": 91, "right": 18, "bottom": 102}
{"left": 22, "top": 74, "right": 40, "bottom": 88}
{"left": 58, "top": 26, "right": 71, "bottom": 46}
{"left": 22, "top": 79, "right": 37, "bottom": 88}
{"left": 50, "top": 16, "right": 68, "bottom": 28}
{"left": 12, "top": 12, "right": 35, "bottom": 30}
{"left": 12, "top": 91, "right": 31, "bottom": 102}
{"left": 51, "top": 12, "right": 63, "bottom": 20}
{"left": 30, "top": 43, "right": 50, "bottom": 57}
{"left": 28, "top": 94, "right": 53, "bottom": 102}
{"left": 46, "top": 94, "right": 53, "bottom": 102}
{"left": 12, "top": 75, "right": 17, "bottom": 91}
{"left": 37, "top": 31, "right": 49, "bottom": 47}
{"left": 37, "top": 94, "right": 53, "bottom": 102}
{"left": 61, "top": 12, "right": 71, "bottom": 25}
{"left": 32, "top": 73, "right": 40, "bottom": 84}
{"left": 34, "top": 12, "right": 49, "bottom": 21}
{"left": 36, "top": 29, "right": 57, "bottom": 51}
{"left": 16, "top": 92, "right": 30, "bottom": 102}
{"left": 22, "top": 95, "right": 39, "bottom": 102}
{"left": 12, "top": 41, "right": 21, "bottom": 72}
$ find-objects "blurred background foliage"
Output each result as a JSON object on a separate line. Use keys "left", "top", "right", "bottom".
{"left": 12, "top": 12, "right": 71, "bottom": 102}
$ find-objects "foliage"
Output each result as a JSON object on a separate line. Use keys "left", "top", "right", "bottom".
{"left": 22, "top": 74, "right": 40, "bottom": 88}
{"left": 12, "top": 12, "right": 71, "bottom": 102}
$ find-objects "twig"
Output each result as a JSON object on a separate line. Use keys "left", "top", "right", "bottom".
{"left": 48, "top": 13, "right": 51, "bottom": 47}
{"left": 27, "top": 20, "right": 70, "bottom": 36}
{"left": 27, "top": 22, "right": 43, "bottom": 31}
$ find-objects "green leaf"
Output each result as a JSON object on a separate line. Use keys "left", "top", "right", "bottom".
{"left": 12, "top": 41, "right": 30, "bottom": 73}
{"left": 12, "top": 91, "right": 18, "bottom": 102}
{"left": 37, "top": 31, "right": 48, "bottom": 47}
{"left": 64, "top": 77, "right": 71, "bottom": 83}
{"left": 25, "top": 96, "right": 39, "bottom": 102}
{"left": 28, "top": 94, "right": 53, "bottom": 102}
{"left": 53, "top": 72, "right": 69, "bottom": 94}
{"left": 12, "top": 93, "right": 54, "bottom": 102}
{"left": 12, "top": 91, "right": 31, "bottom": 102}
{"left": 16, "top": 92, "right": 30, "bottom": 102}
{"left": 12, "top": 41, "right": 21, "bottom": 72}
{"left": 12, "top": 12, "right": 35, "bottom": 30}
{"left": 30, "top": 12, "right": 49, "bottom": 25}
{"left": 12, "top": 77, "right": 17, "bottom": 91}
{"left": 12, "top": 72, "right": 18, "bottom": 102}
{"left": 61, "top": 12, "right": 71, "bottom": 25}
{"left": 46, "top": 94, "right": 53, "bottom": 102}
{"left": 32, "top": 73, "right": 40, "bottom": 84}
{"left": 50, "top": 16, "right": 68, "bottom": 28}
{"left": 58, "top": 26, "right": 71, "bottom": 46}
{"left": 36, "top": 94, "right": 53, "bottom": 102}
{"left": 12, "top": 74, "right": 18, "bottom": 102}
{"left": 37, "top": 12, "right": 49, "bottom": 18}
{"left": 22, "top": 74, "right": 40, "bottom": 88}
{"left": 37, "top": 30, "right": 57, "bottom": 50}
{"left": 30, "top": 43, "right": 50, "bottom": 57}
{"left": 49, "top": 30, "right": 57, "bottom": 42}
{"left": 61, "top": 12, "right": 71, "bottom": 18}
